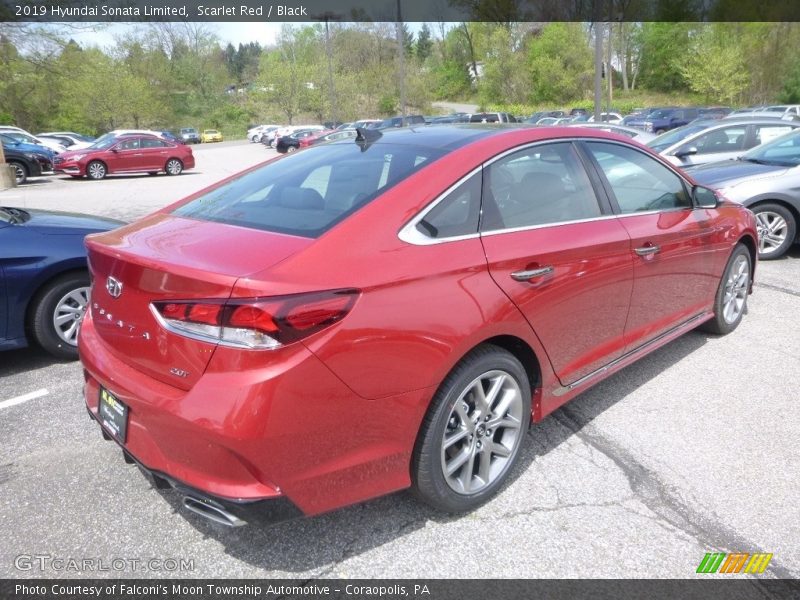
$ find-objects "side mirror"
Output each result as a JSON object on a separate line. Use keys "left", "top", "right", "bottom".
{"left": 110, "top": 147, "right": 119, "bottom": 152}
{"left": 675, "top": 146, "right": 698, "bottom": 158}
{"left": 693, "top": 185, "right": 719, "bottom": 209}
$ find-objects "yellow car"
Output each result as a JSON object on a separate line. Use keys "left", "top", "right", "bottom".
{"left": 201, "top": 129, "right": 223, "bottom": 143}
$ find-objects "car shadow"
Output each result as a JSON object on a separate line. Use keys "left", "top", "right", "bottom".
{"left": 0, "top": 346, "right": 74, "bottom": 377}
{"left": 151, "top": 330, "right": 709, "bottom": 574}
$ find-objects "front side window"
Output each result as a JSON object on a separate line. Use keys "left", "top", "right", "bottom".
{"left": 117, "top": 139, "right": 140, "bottom": 151}
{"left": 585, "top": 142, "right": 691, "bottom": 213}
{"left": 174, "top": 142, "right": 444, "bottom": 238}
{"left": 683, "top": 126, "right": 746, "bottom": 155}
{"left": 481, "top": 142, "right": 601, "bottom": 231}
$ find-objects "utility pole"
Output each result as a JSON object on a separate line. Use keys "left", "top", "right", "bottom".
{"left": 594, "top": 23, "right": 602, "bottom": 122}
{"left": 396, "top": 0, "right": 406, "bottom": 125}
{"left": 312, "top": 11, "right": 340, "bottom": 127}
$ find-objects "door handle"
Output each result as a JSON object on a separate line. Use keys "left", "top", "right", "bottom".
{"left": 634, "top": 245, "right": 660, "bottom": 257}
{"left": 510, "top": 266, "right": 554, "bottom": 281}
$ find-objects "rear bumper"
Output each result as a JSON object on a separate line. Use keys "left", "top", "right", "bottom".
{"left": 79, "top": 311, "right": 429, "bottom": 516}
{"left": 86, "top": 406, "right": 302, "bottom": 526}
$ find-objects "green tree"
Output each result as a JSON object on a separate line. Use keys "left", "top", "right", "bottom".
{"left": 678, "top": 27, "right": 749, "bottom": 104}
{"left": 527, "top": 23, "right": 593, "bottom": 103}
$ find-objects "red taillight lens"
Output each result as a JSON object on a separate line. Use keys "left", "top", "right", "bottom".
{"left": 227, "top": 304, "right": 279, "bottom": 334}
{"left": 152, "top": 289, "right": 358, "bottom": 349}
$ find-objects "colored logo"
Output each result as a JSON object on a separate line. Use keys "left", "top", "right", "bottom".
{"left": 696, "top": 552, "right": 773, "bottom": 574}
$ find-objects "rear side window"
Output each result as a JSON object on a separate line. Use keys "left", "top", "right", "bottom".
{"left": 417, "top": 171, "right": 482, "bottom": 238}
{"left": 173, "top": 142, "right": 444, "bottom": 237}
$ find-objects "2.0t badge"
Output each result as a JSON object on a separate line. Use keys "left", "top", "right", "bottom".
{"left": 106, "top": 276, "right": 123, "bottom": 298}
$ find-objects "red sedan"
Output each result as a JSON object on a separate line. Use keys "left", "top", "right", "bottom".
{"left": 79, "top": 126, "right": 757, "bottom": 525}
{"left": 54, "top": 134, "right": 194, "bottom": 179}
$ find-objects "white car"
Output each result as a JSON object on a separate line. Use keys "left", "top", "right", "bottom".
{"left": 247, "top": 124, "right": 280, "bottom": 143}
{"left": 0, "top": 126, "right": 67, "bottom": 154}
{"left": 588, "top": 112, "right": 623, "bottom": 124}
{"left": 37, "top": 132, "right": 95, "bottom": 150}
{"left": 646, "top": 118, "right": 800, "bottom": 167}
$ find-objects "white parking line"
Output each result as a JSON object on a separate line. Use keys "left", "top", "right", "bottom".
{"left": 0, "top": 389, "right": 49, "bottom": 410}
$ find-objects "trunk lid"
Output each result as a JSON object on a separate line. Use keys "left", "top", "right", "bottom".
{"left": 85, "top": 213, "right": 312, "bottom": 390}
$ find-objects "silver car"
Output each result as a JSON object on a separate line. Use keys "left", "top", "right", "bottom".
{"left": 647, "top": 119, "right": 800, "bottom": 168}
{"left": 688, "top": 128, "right": 800, "bottom": 259}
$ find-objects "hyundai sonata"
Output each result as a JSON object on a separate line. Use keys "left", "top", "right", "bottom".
{"left": 79, "top": 125, "right": 757, "bottom": 525}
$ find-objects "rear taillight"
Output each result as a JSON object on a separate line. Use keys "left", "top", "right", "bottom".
{"left": 151, "top": 289, "right": 358, "bottom": 350}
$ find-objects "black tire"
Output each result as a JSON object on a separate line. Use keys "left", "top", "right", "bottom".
{"left": 751, "top": 202, "right": 796, "bottom": 260}
{"left": 654, "top": 128, "right": 666, "bottom": 135}
{"left": 286, "top": 146, "right": 297, "bottom": 153}
{"left": 29, "top": 271, "right": 91, "bottom": 360}
{"left": 86, "top": 160, "right": 107, "bottom": 180}
{"left": 411, "top": 344, "right": 531, "bottom": 513}
{"left": 8, "top": 160, "right": 27, "bottom": 184}
{"left": 165, "top": 158, "right": 183, "bottom": 176}
{"left": 700, "top": 244, "right": 751, "bottom": 335}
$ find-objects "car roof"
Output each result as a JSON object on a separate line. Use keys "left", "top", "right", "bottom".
{"left": 327, "top": 123, "right": 639, "bottom": 153}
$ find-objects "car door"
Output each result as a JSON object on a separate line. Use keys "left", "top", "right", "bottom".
{"left": 139, "top": 137, "right": 170, "bottom": 171}
{"left": 479, "top": 141, "right": 634, "bottom": 386}
{"left": 581, "top": 141, "right": 720, "bottom": 349}
{"left": 671, "top": 124, "right": 748, "bottom": 166}
{"left": 107, "top": 138, "right": 141, "bottom": 172}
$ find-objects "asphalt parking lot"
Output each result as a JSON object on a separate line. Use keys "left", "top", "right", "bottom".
{"left": 0, "top": 140, "right": 799, "bottom": 580}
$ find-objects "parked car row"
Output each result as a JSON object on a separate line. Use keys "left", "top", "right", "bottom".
{"left": 2, "top": 128, "right": 196, "bottom": 184}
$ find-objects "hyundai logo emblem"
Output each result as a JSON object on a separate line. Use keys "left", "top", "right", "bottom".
{"left": 106, "top": 276, "right": 123, "bottom": 298}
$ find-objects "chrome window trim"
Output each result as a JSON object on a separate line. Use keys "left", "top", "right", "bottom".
{"left": 397, "top": 165, "right": 483, "bottom": 246}
{"left": 397, "top": 137, "right": 697, "bottom": 246}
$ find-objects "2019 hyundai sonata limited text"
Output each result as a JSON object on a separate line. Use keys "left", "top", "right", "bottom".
{"left": 79, "top": 126, "right": 757, "bottom": 525}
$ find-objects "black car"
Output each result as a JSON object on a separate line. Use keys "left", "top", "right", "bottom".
{"left": 275, "top": 129, "right": 322, "bottom": 154}
{"left": 3, "top": 146, "right": 51, "bottom": 184}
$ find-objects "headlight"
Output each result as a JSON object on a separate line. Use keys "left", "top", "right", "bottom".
{"left": 71, "top": 154, "right": 86, "bottom": 161}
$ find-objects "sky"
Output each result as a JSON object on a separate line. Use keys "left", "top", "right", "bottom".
{"left": 68, "top": 21, "right": 427, "bottom": 49}
{"left": 69, "top": 22, "right": 285, "bottom": 48}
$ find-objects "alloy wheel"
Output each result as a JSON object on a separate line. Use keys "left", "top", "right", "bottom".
{"left": 12, "top": 163, "right": 25, "bottom": 184}
{"left": 755, "top": 210, "right": 788, "bottom": 257}
{"left": 166, "top": 159, "right": 183, "bottom": 175}
{"left": 52, "top": 286, "right": 90, "bottom": 346}
{"left": 87, "top": 162, "right": 106, "bottom": 179}
{"left": 441, "top": 369, "right": 524, "bottom": 495}
{"left": 722, "top": 254, "right": 749, "bottom": 324}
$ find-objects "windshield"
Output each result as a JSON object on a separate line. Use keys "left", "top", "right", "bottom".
{"left": 181, "top": 128, "right": 197, "bottom": 134}
{"left": 647, "top": 110, "right": 674, "bottom": 120}
{"left": 646, "top": 124, "right": 709, "bottom": 151}
{"left": 173, "top": 140, "right": 445, "bottom": 238}
{"left": 0, "top": 133, "right": 19, "bottom": 145}
{"left": 742, "top": 129, "right": 800, "bottom": 166}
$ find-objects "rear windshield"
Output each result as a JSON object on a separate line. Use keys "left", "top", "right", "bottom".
{"left": 173, "top": 141, "right": 445, "bottom": 237}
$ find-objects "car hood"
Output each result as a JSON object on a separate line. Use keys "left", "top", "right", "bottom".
{"left": 2, "top": 142, "right": 53, "bottom": 157}
{"left": 20, "top": 208, "right": 124, "bottom": 235}
{"left": 58, "top": 146, "right": 110, "bottom": 159}
{"left": 687, "top": 159, "right": 790, "bottom": 188}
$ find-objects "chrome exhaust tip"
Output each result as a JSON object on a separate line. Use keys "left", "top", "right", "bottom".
{"left": 182, "top": 496, "right": 247, "bottom": 527}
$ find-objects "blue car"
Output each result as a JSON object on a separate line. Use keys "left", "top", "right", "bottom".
{"left": 0, "top": 132, "right": 56, "bottom": 161}
{"left": 0, "top": 207, "right": 123, "bottom": 359}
